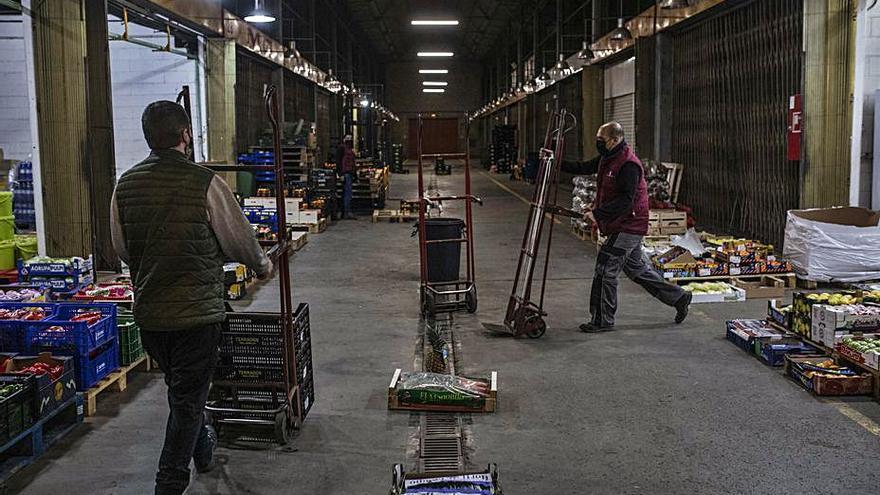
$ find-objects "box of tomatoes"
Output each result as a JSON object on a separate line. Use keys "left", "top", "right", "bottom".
{"left": 4, "top": 352, "right": 75, "bottom": 417}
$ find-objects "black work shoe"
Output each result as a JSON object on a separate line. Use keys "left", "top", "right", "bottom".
{"left": 675, "top": 292, "right": 693, "bottom": 324}
{"left": 193, "top": 424, "right": 218, "bottom": 474}
{"left": 579, "top": 322, "right": 615, "bottom": 333}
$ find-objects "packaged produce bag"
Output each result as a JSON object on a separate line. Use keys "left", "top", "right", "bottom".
{"left": 783, "top": 207, "right": 880, "bottom": 282}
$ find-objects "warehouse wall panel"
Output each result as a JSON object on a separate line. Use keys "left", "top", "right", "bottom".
{"left": 671, "top": 0, "right": 803, "bottom": 247}
{"left": 236, "top": 50, "right": 275, "bottom": 152}
{"left": 852, "top": 3, "right": 880, "bottom": 208}
{"left": 109, "top": 19, "right": 202, "bottom": 178}
{"left": 0, "top": 19, "right": 32, "bottom": 161}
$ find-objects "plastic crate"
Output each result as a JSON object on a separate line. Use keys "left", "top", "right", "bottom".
{"left": 27, "top": 303, "right": 117, "bottom": 354}
{"left": 19, "top": 256, "right": 92, "bottom": 277}
{"left": 118, "top": 319, "right": 143, "bottom": 366}
{"left": 0, "top": 373, "right": 36, "bottom": 446}
{"left": 300, "top": 370, "right": 314, "bottom": 419}
{"left": 7, "top": 353, "right": 76, "bottom": 418}
{"left": 0, "top": 303, "right": 58, "bottom": 352}
{"left": 74, "top": 339, "right": 119, "bottom": 391}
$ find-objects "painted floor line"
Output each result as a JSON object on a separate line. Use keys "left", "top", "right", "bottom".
{"left": 481, "top": 170, "right": 880, "bottom": 439}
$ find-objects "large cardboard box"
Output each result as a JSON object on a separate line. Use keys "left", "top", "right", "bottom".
{"left": 243, "top": 197, "right": 301, "bottom": 223}
{"left": 732, "top": 276, "right": 786, "bottom": 299}
{"left": 835, "top": 337, "right": 880, "bottom": 371}
{"left": 298, "top": 209, "right": 320, "bottom": 225}
{"left": 811, "top": 304, "right": 880, "bottom": 347}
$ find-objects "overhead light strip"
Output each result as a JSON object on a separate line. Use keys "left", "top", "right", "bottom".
{"left": 422, "top": 81, "right": 448, "bottom": 86}
{"left": 423, "top": 88, "right": 446, "bottom": 93}
{"left": 411, "top": 20, "right": 459, "bottom": 26}
{"left": 417, "top": 52, "right": 454, "bottom": 57}
{"left": 419, "top": 69, "right": 448, "bottom": 74}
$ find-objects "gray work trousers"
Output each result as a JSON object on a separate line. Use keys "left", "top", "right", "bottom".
{"left": 590, "top": 232, "right": 686, "bottom": 327}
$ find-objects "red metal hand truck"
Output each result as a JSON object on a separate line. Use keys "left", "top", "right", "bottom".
{"left": 503, "top": 110, "right": 578, "bottom": 338}
{"left": 416, "top": 114, "right": 482, "bottom": 317}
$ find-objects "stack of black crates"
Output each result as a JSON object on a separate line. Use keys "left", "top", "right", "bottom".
{"left": 310, "top": 168, "right": 338, "bottom": 220}
{"left": 12, "top": 162, "right": 35, "bottom": 231}
{"left": 490, "top": 125, "right": 516, "bottom": 174}
{"left": 390, "top": 144, "right": 406, "bottom": 174}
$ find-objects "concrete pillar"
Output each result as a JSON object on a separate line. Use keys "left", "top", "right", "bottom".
{"left": 24, "top": 0, "right": 115, "bottom": 259}
{"left": 206, "top": 39, "right": 237, "bottom": 182}
{"left": 801, "top": 0, "right": 856, "bottom": 208}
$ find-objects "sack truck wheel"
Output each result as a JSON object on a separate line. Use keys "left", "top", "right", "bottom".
{"left": 525, "top": 314, "right": 547, "bottom": 339}
{"left": 274, "top": 411, "right": 289, "bottom": 445}
{"left": 466, "top": 288, "right": 478, "bottom": 313}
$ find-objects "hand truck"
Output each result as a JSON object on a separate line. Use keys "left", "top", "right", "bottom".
{"left": 416, "top": 114, "right": 482, "bottom": 317}
{"left": 503, "top": 110, "right": 577, "bottom": 338}
{"left": 204, "top": 85, "right": 313, "bottom": 444}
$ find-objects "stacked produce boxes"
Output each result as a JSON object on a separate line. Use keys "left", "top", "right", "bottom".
{"left": 224, "top": 262, "right": 251, "bottom": 301}
{"left": 11, "top": 161, "right": 34, "bottom": 232}
{"left": 18, "top": 256, "right": 94, "bottom": 294}
{"left": 390, "top": 144, "right": 405, "bottom": 173}
{"left": 653, "top": 238, "right": 792, "bottom": 280}
{"left": 490, "top": 125, "right": 516, "bottom": 173}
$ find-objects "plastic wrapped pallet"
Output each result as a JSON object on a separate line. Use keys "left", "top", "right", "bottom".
{"left": 571, "top": 175, "right": 597, "bottom": 230}
{"left": 783, "top": 207, "right": 880, "bottom": 282}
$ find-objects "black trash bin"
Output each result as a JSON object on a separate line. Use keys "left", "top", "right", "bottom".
{"left": 424, "top": 218, "right": 464, "bottom": 283}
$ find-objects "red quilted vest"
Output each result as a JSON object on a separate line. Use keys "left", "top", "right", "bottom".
{"left": 594, "top": 144, "right": 649, "bottom": 236}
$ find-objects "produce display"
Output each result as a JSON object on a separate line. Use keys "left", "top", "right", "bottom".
{"left": 803, "top": 293, "right": 859, "bottom": 305}
{"left": 396, "top": 372, "right": 491, "bottom": 409}
{"left": 682, "top": 282, "right": 735, "bottom": 295}
{"left": 77, "top": 284, "right": 132, "bottom": 300}
{"left": 842, "top": 337, "right": 880, "bottom": 356}
{"left": 70, "top": 310, "right": 103, "bottom": 326}
{"left": 796, "top": 359, "right": 859, "bottom": 379}
{"left": 0, "top": 288, "right": 42, "bottom": 302}
{"left": 403, "top": 473, "right": 496, "bottom": 495}
{"left": 16, "top": 362, "right": 64, "bottom": 381}
{"left": 0, "top": 307, "right": 47, "bottom": 321}
{"left": 0, "top": 383, "right": 22, "bottom": 398}
{"left": 653, "top": 236, "right": 792, "bottom": 279}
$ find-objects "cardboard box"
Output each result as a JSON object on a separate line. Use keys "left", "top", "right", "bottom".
{"left": 785, "top": 355, "right": 874, "bottom": 396}
{"left": 298, "top": 209, "right": 320, "bottom": 225}
{"left": 835, "top": 336, "right": 880, "bottom": 371}
{"left": 733, "top": 276, "right": 786, "bottom": 299}
{"left": 767, "top": 299, "right": 792, "bottom": 329}
{"left": 649, "top": 209, "right": 687, "bottom": 235}
{"left": 687, "top": 283, "right": 746, "bottom": 304}
{"left": 811, "top": 304, "right": 880, "bottom": 347}
{"left": 243, "top": 198, "right": 301, "bottom": 222}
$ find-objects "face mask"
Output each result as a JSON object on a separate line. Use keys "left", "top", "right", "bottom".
{"left": 596, "top": 139, "right": 610, "bottom": 156}
{"left": 184, "top": 129, "right": 193, "bottom": 158}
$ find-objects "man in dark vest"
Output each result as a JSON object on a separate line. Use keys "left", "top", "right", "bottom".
{"left": 564, "top": 122, "right": 691, "bottom": 333}
{"left": 336, "top": 134, "right": 357, "bottom": 219}
{"left": 110, "top": 101, "right": 272, "bottom": 495}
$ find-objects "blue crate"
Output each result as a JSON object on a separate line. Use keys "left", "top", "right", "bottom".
{"left": 0, "top": 303, "right": 58, "bottom": 352}
{"left": 73, "top": 338, "right": 118, "bottom": 391}
{"left": 28, "top": 273, "right": 93, "bottom": 293}
{"left": 26, "top": 303, "right": 117, "bottom": 355}
{"left": 759, "top": 338, "right": 820, "bottom": 367}
{"left": 18, "top": 256, "right": 92, "bottom": 278}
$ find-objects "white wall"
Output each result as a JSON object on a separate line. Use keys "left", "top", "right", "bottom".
{"left": 852, "top": 4, "right": 880, "bottom": 208}
{"left": 0, "top": 18, "right": 33, "bottom": 161}
{"left": 108, "top": 17, "right": 205, "bottom": 178}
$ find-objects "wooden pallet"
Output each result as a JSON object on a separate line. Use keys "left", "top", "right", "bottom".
{"left": 387, "top": 368, "right": 497, "bottom": 413}
{"left": 570, "top": 224, "right": 595, "bottom": 242}
{"left": 668, "top": 272, "right": 796, "bottom": 288}
{"left": 82, "top": 355, "right": 147, "bottom": 417}
{"left": 291, "top": 231, "right": 308, "bottom": 251}
{"left": 290, "top": 218, "right": 327, "bottom": 234}
{"left": 372, "top": 209, "right": 419, "bottom": 223}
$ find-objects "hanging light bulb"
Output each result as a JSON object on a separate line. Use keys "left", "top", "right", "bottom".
{"left": 244, "top": 0, "right": 276, "bottom": 23}
{"left": 576, "top": 40, "right": 594, "bottom": 61}
{"left": 537, "top": 67, "right": 551, "bottom": 83}
{"left": 660, "top": 0, "right": 691, "bottom": 8}
{"left": 553, "top": 53, "right": 570, "bottom": 77}
{"left": 609, "top": 18, "right": 633, "bottom": 49}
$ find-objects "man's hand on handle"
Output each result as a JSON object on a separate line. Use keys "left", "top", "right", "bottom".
{"left": 583, "top": 209, "right": 596, "bottom": 225}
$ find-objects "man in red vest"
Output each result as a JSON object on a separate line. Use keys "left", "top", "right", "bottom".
{"left": 565, "top": 122, "right": 691, "bottom": 333}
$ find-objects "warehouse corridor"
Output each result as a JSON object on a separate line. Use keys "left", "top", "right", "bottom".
{"left": 9, "top": 167, "right": 880, "bottom": 494}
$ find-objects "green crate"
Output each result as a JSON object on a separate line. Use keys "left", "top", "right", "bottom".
{"left": 118, "top": 319, "right": 143, "bottom": 366}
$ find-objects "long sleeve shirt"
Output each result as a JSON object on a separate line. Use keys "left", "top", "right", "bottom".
{"left": 110, "top": 175, "right": 271, "bottom": 277}
{"left": 562, "top": 152, "right": 640, "bottom": 223}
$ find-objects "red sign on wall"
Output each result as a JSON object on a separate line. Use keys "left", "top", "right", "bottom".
{"left": 787, "top": 94, "right": 802, "bottom": 161}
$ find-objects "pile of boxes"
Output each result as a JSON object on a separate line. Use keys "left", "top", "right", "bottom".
{"left": 653, "top": 237, "right": 792, "bottom": 280}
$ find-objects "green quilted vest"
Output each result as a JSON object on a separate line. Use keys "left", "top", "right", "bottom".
{"left": 115, "top": 149, "right": 226, "bottom": 331}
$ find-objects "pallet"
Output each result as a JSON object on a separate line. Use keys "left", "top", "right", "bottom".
{"left": 570, "top": 224, "right": 595, "bottom": 242}
{"left": 372, "top": 209, "right": 418, "bottom": 223}
{"left": 0, "top": 395, "right": 83, "bottom": 486}
{"left": 82, "top": 355, "right": 147, "bottom": 417}
{"left": 668, "top": 272, "right": 797, "bottom": 288}
{"left": 387, "top": 368, "right": 497, "bottom": 413}
{"left": 291, "top": 231, "right": 308, "bottom": 251}
{"left": 290, "top": 218, "right": 327, "bottom": 234}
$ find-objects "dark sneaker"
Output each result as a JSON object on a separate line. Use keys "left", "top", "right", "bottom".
{"left": 193, "top": 424, "right": 217, "bottom": 473}
{"left": 675, "top": 292, "right": 693, "bottom": 324}
{"left": 579, "top": 322, "right": 615, "bottom": 333}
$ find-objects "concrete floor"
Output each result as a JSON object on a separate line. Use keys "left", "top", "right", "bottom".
{"left": 8, "top": 165, "right": 880, "bottom": 494}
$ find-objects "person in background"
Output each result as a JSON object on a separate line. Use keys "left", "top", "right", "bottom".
{"left": 110, "top": 101, "right": 273, "bottom": 495}
{"left": 562, "top": 121, "right": 691, "bottom": 333}
{"left": 336, "top": 134, "right": 357, "bottom": 219}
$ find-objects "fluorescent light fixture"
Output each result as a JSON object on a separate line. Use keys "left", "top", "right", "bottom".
{"left": 419, "top": 69, "right": 448, "bottom": 74}
{"left": 423, "top": 88, "right": 445, "bottom": 93}
{"left": 417, "top": 52, "right": 454, "bottom": 57}
{"left": 422, "top": 81, "right": 448, "bottom": 86}
{"left": 360, "top": 99, "right": 369, "bottom": 107}
{"left": 411, "top": 20, "right": 459, "bottom": 26}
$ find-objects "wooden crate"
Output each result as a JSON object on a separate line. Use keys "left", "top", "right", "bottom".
{"left": 387, "top": 368, "right": 497, "bottom": 413}
{"left": 372, "top": 209, "right": 399, "bottom": 222}
{"left": 291, "top": 231, "right": 308, "bottom": 251}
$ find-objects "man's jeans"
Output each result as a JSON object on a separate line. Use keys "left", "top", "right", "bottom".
{"left": 590, "top": 232, "right": 686, "bottom": 327}
{"left": 343, "top": 173, "right": 354, "bottom": 215}
{"left": 141, "top": 324, "right": 222, "bottom": 495}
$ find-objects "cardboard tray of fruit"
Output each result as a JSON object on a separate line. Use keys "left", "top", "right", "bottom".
{"left": 767, "top": 299, "right": 792, "bottom": 329}
{"left": 785, "top": 355, "right": 874, "bottom": 396}
{"left": 836, "top": 336, "right": 880, "bottom": 371}
{"left": 683, "top": 282, "right": 745, "bottom": 304}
